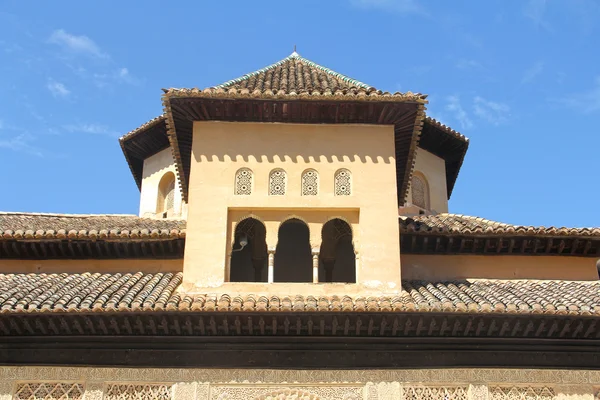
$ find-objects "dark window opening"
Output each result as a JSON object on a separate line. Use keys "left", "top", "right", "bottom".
{"left": 319, "top": 218, "right": 356, "bottom": 283}
{"left": 230, "top": 218, "right": 268, "bottom": 282}
{"left": 274, "top": 218, "right": 312, "bottom": 282}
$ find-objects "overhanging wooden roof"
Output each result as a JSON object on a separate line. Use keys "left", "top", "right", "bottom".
{"left": 162, "top": 52, "right": 428, "bottom": 205}
{"left": 400, "top": 214, "right": 600, "bottom": 256}
{"left": 419, "top": 117, "right": 469, "bottom": 198}
{"left": 119, "top": 116, "right": 169, "bottom": 189}
{"left": 0, "top": 213, "right": 185, "bottom": 259}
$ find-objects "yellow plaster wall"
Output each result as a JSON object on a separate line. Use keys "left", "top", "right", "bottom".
{"left": 183, "top": 121, "right": 402, "bottom": 294}
{"left": 401, "top": 254, "right": 598, "bottom": 281}
{"left": 139, "top": 147, "right": 186, "bottom": 218}
{"left": 0, "top": 258, "right": 183, "bottom": 274}
{"left": 408, "top": 147, "right": 448, "bottom": 213}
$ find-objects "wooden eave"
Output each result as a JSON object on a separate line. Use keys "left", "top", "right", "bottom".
{"left": 119, "top": 117, "right": 170, "bottom": 189}
{"left": 162, "top": 94, "right": 427, "bottom": 205}
{"left": 0, "top": 238, "right": 184, "bottom": 259}
{"left": 400, "top": 231, "right": 600, "bottom": 257}
{"left": 419, "top": 118, "right": 469, "bottom": 198}
{"left": 2, "top": 311, "right": 600, "bottom": 368}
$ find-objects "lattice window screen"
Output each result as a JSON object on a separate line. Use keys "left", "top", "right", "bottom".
{"left": 165, "top": 180, "right": 175, "bottom": 211}
{"left": 301, "top": 169, "right": 318, "bottom": 196}
{"left": 269, "top": 169, "right": 287, "bottom": 196}
{"left": 235, "top": 168, "right": 253, "bottom": 195}
{"left": 489, "top": 386, "right": 556, "bottom": 400}
{"left": 334, "top": 169, "right": 351, "bottom": 196}
{"left": 13, "top": 382, "right": 84, "bottom": 400}
{"left": 104, "top": 384, "right": 172, "bottom": 400}
{"left": 411, "top": 174, "right": 428, "bottom": 209}
{"left": 403, "top": 386, "right": 468, "bottom": 400}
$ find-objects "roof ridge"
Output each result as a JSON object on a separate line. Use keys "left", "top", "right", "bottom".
{"left": 0, "top": 212, "right": 139, "bottom": 218}
{"left": 213, "top": 51, "right": 373, "bottom": 90}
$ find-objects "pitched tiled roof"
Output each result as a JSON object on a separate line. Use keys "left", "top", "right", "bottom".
{"left": 119, "top": 116, "right": 170, "bottom": 189}
{"left": 163, "top": 51, "right": 426, "bottom": 102}
{"left": 1, "top": 272, "right": 599, "bottom": 316}
{"left": 0, "top": 213, "right": 185, "bottom": 240}
{"left": 400, "top": 214, "right": 600, "bottom": 237}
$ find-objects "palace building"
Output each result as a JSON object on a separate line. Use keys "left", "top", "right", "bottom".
{"left": 1, "top": 52, "right": 600, "bottom": 400}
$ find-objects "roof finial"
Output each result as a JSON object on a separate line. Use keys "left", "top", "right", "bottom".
{"left": 291, "top": 45, "right": 298, "bottom": 57}
{"left": 294, "top": 44, "right": 296, "bottom": 52}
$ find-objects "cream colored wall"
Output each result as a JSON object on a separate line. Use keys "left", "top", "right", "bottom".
{"left": 139, "top": 147, "right": 186, "bottom": 218}
{"left": 1, "top": 366, "right": 598, "bottom": 400}
{"left": 407, "top": 147, "right": 448, "bottom": 213}
{"left": 183, "top": 121, "right": 401, "bottom": 294}
{"left": 402, "top": 254, "right": 599, "bottom": 281}
{"left": 0, "top": 259, "right": 183, "bottom": 274}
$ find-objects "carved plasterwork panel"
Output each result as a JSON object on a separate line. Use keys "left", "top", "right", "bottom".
{"left": 489, "top": 386, "right": 555, "bottom": 400}
{"left": 13, "top": 383, "right": 84, "bottom": 400}
{"left": 403, "top": 385, "right": 468, "bottom": 400}
{"left": 210, "top": 385, "right": 362, "bottom": 400}
{"left": 104, "top": 384, "right": 172, "bottom": 400}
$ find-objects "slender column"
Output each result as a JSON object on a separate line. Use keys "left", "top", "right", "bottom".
{"left": 312, "top": 247, "right": 320, "bottom": 283}
{"left": 267, "top": 247, "right": 276, "bottom": 283}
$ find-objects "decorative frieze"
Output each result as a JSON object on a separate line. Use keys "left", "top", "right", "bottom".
{"left": 13, "top": 383, "right": 84, "bottom": 400}
{"left": 3, "top": 370, "right": 600, "bottom": 400}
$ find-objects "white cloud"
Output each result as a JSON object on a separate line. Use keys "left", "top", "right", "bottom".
{"left": 92, "top": 67, "right": 139, "bottom": 88}
{"left": 521, "top": 61, "right": 544, "bottom": 84}
{"left": 524, "top": 0, "right": 551, "bottom": 30}
{"left": 0, "top": 133, "right": 43, "bottom": 157}
{"left": 445, "top": 95, "right": 473, "bottom": 129}
{"left": 560, "top": 76, "right": 600, "bottom": 113}
{"left": 47, "top": 79, "right": 70, "bottom": 98}
{"left": 350, "top": 0, "right": 425, "bottom": 15}
{"left": 473, "top": 96, "right": 510, "bottom": 125}
{"left": 63, "top": 123, "right": 119, "bottom": 137}
{"left": 48, "top": 29, "right": 109, "bottom": 59}
{"left": 455, "top": 58, "right": 483, "bottom": 70}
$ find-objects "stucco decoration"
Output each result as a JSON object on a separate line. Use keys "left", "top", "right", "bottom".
{"left": 234, "top": 168, "right": 253, "bottom": 195}
{"left": 411, "top": 173, "right": 428, "bottom": 209}
{"left": 334, "top": 169, "right": 351, "bottom": 196}
{"left": 301, "top": 169, "right": 319, "bottom": 196}
{"left": 13, "top": 383, "right": 84, "bottom": 400}
{"left": 269, "top": 169, "right": 287, "bottom": 196}
{"left": 209, "top": 385, "right": 363, "bottom": 400}
{"left": 403, "top": 385, "right": 468, "bottom": 400}
{"left": 104, "top": 384, "right": 172, "bottom": 400}
{"left": 489, "top": 386, "right": 555, "bottom": 400}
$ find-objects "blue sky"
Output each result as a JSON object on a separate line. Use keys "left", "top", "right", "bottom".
{"left": 0, "top": 0, "right": 599, "bottom": 227}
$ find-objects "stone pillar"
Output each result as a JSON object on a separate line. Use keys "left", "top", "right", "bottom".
{"left": 312, "top": 247, "right": 320, "bottom": 283}
{"left": 267, "top": 247, "right": 276, "bottom": 283}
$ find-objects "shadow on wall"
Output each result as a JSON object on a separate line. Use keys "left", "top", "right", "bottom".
{"left": 198, "top": 154, "right": 394, "bottom": 164}
{"left": 193, "top": 124, "right": 396, "bottom": 165}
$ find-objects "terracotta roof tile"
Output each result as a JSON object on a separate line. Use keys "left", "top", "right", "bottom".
{"left": 400, "top": 213, "right": 600, "bottom": 237}
{"left": 163, "top": 52, "right": 426, "bottom": 102}
{"left": 1, "top": 272, "right": 599, "bottom": 316}
{"left": 0, "top": 213, "right": 185, "bottom": 241}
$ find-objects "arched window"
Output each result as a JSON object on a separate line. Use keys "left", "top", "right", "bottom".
{"left": 234, "top": 168, "right": 253, "bottom": 195}
{"left": 301, "top": 169, "right": 318, "bottom": 196}
{"left": 230, "top": 217, "right": 268, "bottom": 282}
{"left": 334, "top": 169, "right": 351, "bottom": 196}
{"left": 274, "top": 218, "right": 312, "bottom": 282}
{"left": 156, "top": 172, "right": 176, "bottom": 216}
{"left": 269, "top": 169, "right": 287, "bottom": 196}
{"left": 320, "top": 218, "right": 356, "bottom": 283}
{"left": 411, "top": 173, "right": 429, "bottom": 209}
